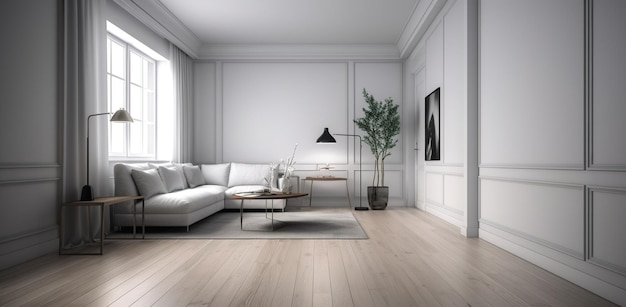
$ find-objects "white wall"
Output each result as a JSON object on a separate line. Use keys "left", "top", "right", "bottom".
{"left": 0, "top": 0, "right": 60, "bottom": 269}
{"left": 479, "top": 0, "right": 626, "bottom": 304}
{"left": 404, "top": 0, "right": 478, "bottom": 234}
{"left": 194, "top": 60, "right": 406, "bottom": 206}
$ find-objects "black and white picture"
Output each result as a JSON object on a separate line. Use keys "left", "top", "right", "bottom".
{"left": 425, "top": 88, "right": 440, "bottom": 161}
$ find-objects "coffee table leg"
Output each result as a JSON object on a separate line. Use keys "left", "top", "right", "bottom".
{"left": 240, "top": 199, "right": 244, "bottom": 230}
{"left": 309, "top": 180, "right": 313, "bottom": 206}
{"left": 345, "top": 180, "right": 352, "bottom": 208}
{"left": 142, "top": 200, "right": 145, "bottom": 239}
{"left": 100, "top": 204, "right": 104, "bottom": 255}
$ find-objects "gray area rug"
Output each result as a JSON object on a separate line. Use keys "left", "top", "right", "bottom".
{"left": 109, "top": 210, "right": 368, "bottom": 240}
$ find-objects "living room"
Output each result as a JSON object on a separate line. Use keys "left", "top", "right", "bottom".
{"left": 1, "top": 0, "right": 625, "bottom": 305}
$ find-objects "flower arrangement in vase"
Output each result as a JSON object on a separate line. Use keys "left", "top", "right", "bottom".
{"left": 278, "top": 143, "right": 298, "bottom": 193}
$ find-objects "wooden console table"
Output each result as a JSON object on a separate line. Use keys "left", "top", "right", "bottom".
{"left": 302, "top": 176, "right": 352, "bottom": 208}
{"left": 59, "top": 196, "right": 144, "bottom": 255}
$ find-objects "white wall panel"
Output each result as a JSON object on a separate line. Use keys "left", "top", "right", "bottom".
{"left": 444, "top": 174, "right": 464, "bottom": 214}
{"left": 443, "top": 0, "right": 466, "bottom": 166}
{"left": 0, "top": 1, "right": 58, "bottom": 165}
{"left": 425, "top": 22, "right": 444, "bottom": 92}
{"left": 222, "top": 62, "right": 348, "bottom": 164}
{"left": 589, "top": 188, "right": 626, "bottom": 275}
{"left": 480, "top": 0, "right": 584, "bottom": 168}
{"left": 425, "top": 172, "right": 444, "bottom": 205}
{"left": 591, "top": 0, "right": 626, "bottom": 168}
{"left": 481, "top": 178, "right": 584, "bottom": 258}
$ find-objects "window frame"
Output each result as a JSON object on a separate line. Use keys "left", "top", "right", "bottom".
{"left": 106, "top": 33, "right": 157, "bottom": 160}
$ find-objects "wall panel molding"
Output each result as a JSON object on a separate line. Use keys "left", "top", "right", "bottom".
{"left": 587, "top": 186, "right": 626, "bottom": 276}
{"left": 480, "top": 219, "right": 584, "bottom": 260}
{"left": 480, "top": 176, "right": 585, "bottom": 259}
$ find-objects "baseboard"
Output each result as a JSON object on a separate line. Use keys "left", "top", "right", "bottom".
{"left": 0, "top": 238, "right": 58, "bottom": 270}
{"left": 480, "top": 228, "right": 626, "bottom": 306}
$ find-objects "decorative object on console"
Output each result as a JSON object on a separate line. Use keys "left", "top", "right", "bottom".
{"left": 316, "top": 128, "right": 368, "bottom": 211}
{"left": 319, "top": 163, "right": 335, "bottom": 177}
{"left": 353, "top": 89, "right": 400, "bottom": 210}
{"left": 278, "top": 143, "right": 298, "bottom": 193}
{"left": 81, "top": 109, "right": 133, "bottom": 201}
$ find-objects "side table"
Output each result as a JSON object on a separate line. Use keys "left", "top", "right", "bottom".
{"left": 302, "top": 177, "right": 352, "bottom": 208}
{"left": 59, "top": 196, "right": 144, "bottom": 255}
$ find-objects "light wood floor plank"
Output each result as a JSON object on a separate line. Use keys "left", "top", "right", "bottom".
{"left": 291, "top": 240, "right": 314, "bottom": 307}
{"left": 270, "top": 240, "right": 303, "bottom": 307}
{"left": 0, "top": 208, "right": 617, "bottom": 307}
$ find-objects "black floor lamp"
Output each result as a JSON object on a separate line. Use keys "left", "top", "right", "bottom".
{"left": 316, "top": 127, "right": 369, "bottom": 210}
{"left": 81, "top": 109, "right": 133, "bottom": 201}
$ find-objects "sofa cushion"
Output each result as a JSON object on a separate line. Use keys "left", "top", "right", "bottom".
{"left": 145, "top": 187, "right": 223, "bottom": 214}
{"left": 224, "top": 185, "right": 268, "bottom": 196}
{"left": 114, "top": 163, "right": 153, "bottom": 196}
{"left": 201, "top": 163, "right": 231, "bottom": 186}
{"left": 228, "top": 163, "right": 271, "bottom": 187}
{"left": 183, "top": 165, "right": 205, "bottom": 188}
{"left": 131, "top": 168, "right": 167, "bottom": 199}
{"left": 158, "top": 166, "right": 186, "bottom": 192}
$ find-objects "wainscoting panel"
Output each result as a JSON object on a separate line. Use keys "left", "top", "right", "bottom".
{"left": 480, "top": 177, "right": 584, "bottom": 258}
{"left": 480, "top": 0, "right": 584, "bottom": 169}
{"left": 443, "top": 173, "right": 465, "bottom": 215}
{"left": 589, "top": 187, "right": 626, "bottom": 275}
{"left": 590, "top": 0, "right": 626, "bottom": 169}
{"left": 0, "top": 168, "right": 59, "bottom": 270}
{"left": 425, "top": 171, "right": 444, "bottom": 205}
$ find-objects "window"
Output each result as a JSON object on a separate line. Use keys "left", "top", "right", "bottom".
{"left": 106, "top": 34, "right": 156, "bottom": 159}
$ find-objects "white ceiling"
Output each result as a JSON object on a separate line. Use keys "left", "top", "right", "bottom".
{"left": 119, "top": 0, "right": 444, "bottom": 59}
{"left": 158, "top": 0, "right": 419, "bottom": 45}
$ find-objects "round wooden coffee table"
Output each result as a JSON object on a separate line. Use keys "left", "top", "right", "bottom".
{"left": 231, "top": 192, "right": 308, "bottom": 230}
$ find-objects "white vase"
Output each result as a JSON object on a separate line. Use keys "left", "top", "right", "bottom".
{"left": 278, "top": 177, "right": 292, "bottom": 194}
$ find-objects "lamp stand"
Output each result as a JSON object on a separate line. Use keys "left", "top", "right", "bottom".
{"left": 336, "top": 133, "right": 369, "bottom": 211}
{"left": 81, "top": 112, "right": 109, "bottom": 201}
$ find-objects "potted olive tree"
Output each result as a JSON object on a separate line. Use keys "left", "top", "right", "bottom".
{"left": 354, "top": 89, "right": 400, "bottom": 210}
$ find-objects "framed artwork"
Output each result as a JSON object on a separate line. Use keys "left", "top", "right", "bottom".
{"left": 425, "top": 88, "right": 440, "bottom": 161}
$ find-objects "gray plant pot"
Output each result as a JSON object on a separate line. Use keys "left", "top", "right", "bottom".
{"left": 367, "top": 186, "right": 388, "bottom": 210}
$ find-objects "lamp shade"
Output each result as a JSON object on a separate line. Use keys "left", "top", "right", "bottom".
{"left": 316, "top": 127, "right": 336, "bottom": 143}
{"left": 110, "top": 108, "right": 134, "bottom": 122}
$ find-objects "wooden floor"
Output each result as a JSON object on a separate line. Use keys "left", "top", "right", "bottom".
{"left": 0, "top": 208, "right": 616, "bottom": 306}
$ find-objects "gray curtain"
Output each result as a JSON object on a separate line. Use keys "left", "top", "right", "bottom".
{"left": 60, "top": 0, "right": 108, "bottom": 248}
{"left": 171, "top": 44, "right": 194, "bottom": 163}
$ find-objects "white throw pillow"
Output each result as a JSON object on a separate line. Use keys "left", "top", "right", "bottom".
{"left": 131, "top": 168, "right": 167, "bottom": 198}
{"left": 201, "top": 163, "right": 231, "bottom": 186}
{"left": 183, "top": 165, "right": 205, "bottom": 188}
{"left": 228, "top": 163, "right": 271, "bottom": 187}
{"left": 158, "top": 166, "right": 186, "bottom": 192}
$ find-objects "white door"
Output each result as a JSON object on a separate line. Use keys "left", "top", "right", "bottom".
{"left": 414, "top": 68, "right": 426, "bottom": 210}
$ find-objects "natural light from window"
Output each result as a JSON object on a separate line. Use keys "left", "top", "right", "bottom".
{"left": 106, "top": 21, "right": 173, "bottom": 161}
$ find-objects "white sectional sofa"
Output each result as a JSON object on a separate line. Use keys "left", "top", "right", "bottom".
{"left": 113, "top": 162, "right": 286, "bottom": 230}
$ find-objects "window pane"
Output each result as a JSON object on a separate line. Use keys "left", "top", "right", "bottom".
{"left": 130, "top": 84, "right": 143, "bottom": 120}
{"left": 130, "top": 51, "right": 142, "bottom": 86}
{"left": 129, "top": 121, "right": 143, "bottom": 155}
{"left": 110, "top": 76, "right": 125, "bottom": 111}
{"left": 147, "top": 91, "right": 155, "bottom": 121}
{"left": 110, "top": 123, "right": 125, "bottom": 154}
{"left": 110, "top": 40, "right": 125, "bottom": 77}
{"left": 147, "top": 123, "right": 155, "bottom": 155}
{"left": 147, "top": 61, "right": 155, "bottom": 90}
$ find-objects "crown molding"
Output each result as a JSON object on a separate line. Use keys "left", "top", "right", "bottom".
{"left": 112, "top": 0, "right": 202, "bottom": 58}
{"left": 397, "top": 0, "right": 448, "bottom": 59}
{"left": 197, "top": 44, "right": 401, "bottom": 61}
{"left": 115, "top": 0, "right": 442, "bottom": 60}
